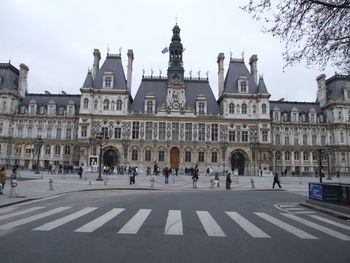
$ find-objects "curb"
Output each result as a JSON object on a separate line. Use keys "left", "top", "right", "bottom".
{"left": 300, "top": 201, "right": 350, "bottom": 220}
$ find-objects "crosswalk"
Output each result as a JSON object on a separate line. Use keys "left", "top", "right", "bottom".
{"left": 0, "top": 206, "right": 349, "bottom": 241}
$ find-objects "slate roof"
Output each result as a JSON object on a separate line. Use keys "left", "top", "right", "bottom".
{"left": 223, "top": 59, "right": 268, "bottom": 94}
{"left": 257, "top": 76, "right": 268, "bottom": 94}
{"left": 0, "top": 63, "right": 19, "bottom": 91}
{"left": 325, "top": 74, "right": 350, "bottom": 102}
{"left": 82, "top": 71, "right": 93, "bottom": 88}
{"left": 93, "top": 54, "right": 127, "bottom": 90}
{"left": 130, "top": 78, "right": 221, "bottom": 114}
{"left": 270, "top": 101, "right": 321, "bottom": 113}
{"left": 20, "top": 94, "right": 81, "bottom": 115}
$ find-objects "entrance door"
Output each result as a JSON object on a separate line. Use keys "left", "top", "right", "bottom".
{"left": 170, "top": 147, "right": 180, "bottom": 169}
{"left": 103, "top": 149, "right": 118, "bottom": 168}
{"left": 24, "top": 160, "right": 30, "bottom": 168}
{"left": 231, "top": 152, "right": 245, "bottom": 175}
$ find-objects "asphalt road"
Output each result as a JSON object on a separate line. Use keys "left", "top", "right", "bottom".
{"left": 0, "top": 190, "right": 349, "bottom": 263}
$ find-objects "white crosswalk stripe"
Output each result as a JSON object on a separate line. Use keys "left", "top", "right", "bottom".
{"left": 254, "top": 212, "right": 318, "bottom": 239}
{"left": 33, "top": 207, "right": 97, "bottom": 231}
{"left": 281, "top": 213, "right": 350, "bottom": 241}
{"left": 226, "top": 212, "right": 270, "bottom": 238}
{"left": 164, "top": 210, "right": 183, "bottom": 235}
{"left": 0, "top": 207, "right": 71, "bottom": 230}
{"left": 75, "top": 208, "right": 125, "bottom": 233}
{"left": 118, "top": 209, "right": 151, "bottom": 234}
{"left": 0, "top": 207, "right": 45, "bottom": 221}
{"left": 196, "top": 211, "right": 226, "bottom": 237}
{"left": 308, "top": 214, "right": 350, "bottom": 231}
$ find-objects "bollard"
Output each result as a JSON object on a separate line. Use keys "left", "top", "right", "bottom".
{"left": 150, "top": 177, "right": 155, "bottom": 188}
{"left": 250, "top": 178, "right": 255, "bottom": 189}
{"left": 89, "top": 181, "right": 92, "bottom": 185}
{"left": 49, "top": 177, "right": 54, "bottom": 191}
{"left": 104, "top": 180, "right": 107, "bottom": 186}
{"left": 210, "top": 179, "right": 214, "bottom": 189}
{"left": 9, "top": 179, "right": 17, "bottom": 198}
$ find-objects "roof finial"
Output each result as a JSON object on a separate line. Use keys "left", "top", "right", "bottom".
{"left": 241, "top": 51, "right": 245, "bottom": 60}
{"left": 189, "top": 69, "right": 192, "bottom": 79}
{"left": 230, "top": 50, "right": 232, "bottom": 60}
{"left": 206, "top": 70, "right": 209, "bottom": 79}
{"left": 197, "top": 69, "right": 201, "bottom": 79}
{"left": 142, "top": 66, "right": 145, "bottom": 77}
{"left": 119, "top": 47, "right": 122, "bottom": 56}
{"left": 107, "top": 43, "right": 110, "bottom": 54}
{"left": 175, "top": 16, "right": 178, "bottom": 25}
{"left": 159, "top": 69, "right": 162, "bottom": 77}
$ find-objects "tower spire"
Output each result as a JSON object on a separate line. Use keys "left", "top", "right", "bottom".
{"left": 167, "top": 24, "right": 184, "bottom": 83}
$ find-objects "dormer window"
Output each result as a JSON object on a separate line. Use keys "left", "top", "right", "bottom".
{"left": 262, "top": 104, "right": 267, "bottom": 114}
{"left": 229, "top": 103, "right": 235, "bottom": 114}
{"left": 198, "top": 102, "right": 205, "bottom": 115}
{"left": 241, "top": 103, "right": 247, "bottom": 114}
{"left": 103, "top": 73, "right": 114, "bottom": 88}
{"left": 83, "top": 98, "right": 89, "bottom": 109}
{"left": 238, "top": 76, "right": 248, "bottom": 93}
{"left": 146, "top": 101, "right": 153, "bottom": 113}
{"left": 274, "top": 112, "right": 279, "bottom": 121}
{"left": 116, "top": 99, "right": 122, "bottom": 111}
{"left": 241, "top": 81, "right": 247, "bottom": 92}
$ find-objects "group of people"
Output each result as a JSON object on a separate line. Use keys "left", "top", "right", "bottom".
{"left": 0, "top": 167, "right": 18, "bottom": 195}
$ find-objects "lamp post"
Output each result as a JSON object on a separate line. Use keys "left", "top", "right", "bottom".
{"left": 33, "top": 136, "right": 43, "bottom": 174}
{"left": 92, "top": 132, "right": 109, "bottom": 181}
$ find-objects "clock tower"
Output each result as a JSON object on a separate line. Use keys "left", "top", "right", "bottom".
{"left": 166, "top": 24, "right": 186, "bottom": 111}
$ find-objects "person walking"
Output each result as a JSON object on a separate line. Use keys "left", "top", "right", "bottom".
{"left": 0, "top": 167, "right": 6, "bottom": 195}
{"left": 226, "top": 173, "right": 232, "bottom": 190}
{"left": 272, "top": 173, "right": 282, "bottom": 188}
{"left": 164, "top": 167, "right": 169, "bottom": 184}
{"left": 192, "top": 165, "right": 199, "bottom": 189}
{"left": 78, "top": 166, "right": 83, "bottom": 179}
{"left": 214, "top": 173, "right": 220, "bottom": 188}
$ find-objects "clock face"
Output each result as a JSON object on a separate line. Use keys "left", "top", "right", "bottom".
{"left": 172, "top": 101, "right": 180, "bottom": 109}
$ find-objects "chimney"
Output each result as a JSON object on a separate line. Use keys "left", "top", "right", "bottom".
{"left": 127, "top": 49, "right": 134, "bottom": 94}
{"left": 316, "top": 74, "right": 327, "bottom": 107}
{"left": 18, "top": 63, "right": 29, "bottom": 97}
{"left": 316, "top": 74, "right": 326, "bottom": 89}
{"left": 92, "top": 49, "right": 101, "bottom": 80}
{"left": 249, "top": 55, "right": 258, "bottom": 85}
{"left": 217, "top": 53, "right": 225, "bottom": 98}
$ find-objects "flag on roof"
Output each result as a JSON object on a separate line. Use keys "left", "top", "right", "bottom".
{"left": 161, "top": 47, "right": 169, "bottom": 54}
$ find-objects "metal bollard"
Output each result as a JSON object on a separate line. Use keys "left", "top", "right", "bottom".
{"left": 210, "top": 179, "right": 214, "bottom": 189}
{"left": 250, "top": 178, "right": 255, "bottom": 189}
{"left": 88, "top": 180, "right": 92, "bottom": 185}
{"left": 9, "top": 179, "right": 17, "bottom": 198}
{"left": 150, "top": 177, "right": 155, "bottom": 188}
{"left": 49, "top": 177, "right": 54, "bottom": 191}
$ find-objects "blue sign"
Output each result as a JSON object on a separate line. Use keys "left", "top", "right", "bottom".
{"left": 309, "top": 184, "right": 323, "bottom": 200}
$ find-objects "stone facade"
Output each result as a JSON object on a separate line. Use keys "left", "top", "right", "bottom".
{"left": 0, "top": 25, "right": 349, "bottom": 175}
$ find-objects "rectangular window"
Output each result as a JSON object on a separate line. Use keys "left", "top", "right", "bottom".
{"left": 312, "top": 151, "right": 318, "bottom": 161}
{"left": 114, "top": 127, "right": 121, "bottom": 139}
{"left": 49, "top": 106, "right": 55, "bottom": 115}
{"left": 27, "top": 128, "right": 32, "bottom": 138}
{"left": 158, "top": 150, "right": 164, "bottom": 162}
{"left": 56, "top": 128, "right": 61, "bottom": 139}
{"left": 275, "top": 134, "right": 280, "bottom": 144}
{"left": 312, "top": 135, "right": 317, "bottom": 145}
{"left": 285, "top": 136, "right": 289, "bottom": 145}
{"left": 66, "top": 129, "right": 71, "bottom": 139}
{"left": 303, "top": 135, "right": 308, "bottom": 145}
{"left": 262, "top": 131, "right": 268, "bottom": 142}
{"left": 81, "top": 126, "right": 87, "bottom": 138}
{"left": 159, "top": 122, "right": 166, "bottom": 140}
{"left": 211, "top": 152, "right": 218, "bottom": 162}
{"left": 229, "top": 131, "right": 235, "bottom": 142}
{"left": 198, "top": 123, "right": 205, "bottom": 141}
{"left": 172, "top": 123, "right": 179, "bottom": 141}
{"left": 241, "top": 131, "right": 248, "bottom": 142}
{"left": 185, "top": 123, "right": 192, "bottom": 141}
{"left": 132, "top": 122, "right": 139, "bottom": 139}
{"left": 18, "top": 127, "right": 23, "bottom": 138}
{"left": 47, "top": 128, "right": 52, "bottom": 138}
{"left": 198, "top": 152, "right": 204, "bottom": 163}
{"left": 101, "top": 127, "right": 109, "bottom": 139}
{"left": 321, "top": 135, "right": 326, "bottom": 145}
{"left": 145, "top": 122, "right": 153, "bottom": 140}
{"left": 132, "top": 150, "right": 138, "bottom": 161}
{"left": 294, "top": 137, "right": 298, "bottom": 145}
{"left": 211, "top": 124, "right": 218, "bottom": 141}
{"left": 145, "top": 150, "right": 151, "bottom": 161}
{"left": 185, "top": 151, "right": 191, "bottom": 162}
{"left": 303, "top": 152, "right": 309, "bottom": 161}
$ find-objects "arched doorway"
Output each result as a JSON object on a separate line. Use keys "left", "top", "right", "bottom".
{"left": 170, "top": 147, "right": 180, "bottom": 169}
{"left": 103, "top": 149, "right": 118, "bottom": 168}
{"left": 231, "top": 152, "right": 245, "bottom": 175}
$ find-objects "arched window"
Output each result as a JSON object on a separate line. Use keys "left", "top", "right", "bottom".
{"left": 2, "top": 101, "right": 6, "bottom": 111}
{"left": 103, "top": 99, "right": 109, "bottom": 110}
{"left": 64, "top": 145, "right": 71, "bottom": 155}
{"left": 104, "top": 76, "right": 112, "bottom": 88}
{"left": 132, "top": 149, "right": 138, "bottom": 161}
{"left": 253, "top": 105, "right": 256, "bottom": 114}
{"left": 242, "top": 103, "right": 247, "bottom": 114}
{"left": 340, "top": 132, "right": 344, "bottom": 143}
{"left": 116, "top": 99, "right": 122, "bottom": 111}
{"left": 240, "top": 81, "right": 247, "bottom": 92}
{"left": 294, "top": 151, "right": 300, "bottom": 160}
{"left": 54, "top": 145, "right": 61, "bottom": 155}
{"left": 111, "top": 101, "right": 115, "bottom": 110}
{"left": 147, "top": 101, "right": 153, "bottom": 113}
{"left": 275, "top": 151, "right": 281, "bottom": 160}
{"left": 262, "top": 104, "right": 267, "bottom": 114}
{"left": 229, "top": 103, "right": 235, "bottom": 114}
{"left": 83, "top": 98, "right": 89, "bottom": 109}
{"left": 94, "top": 100, "right": 98, "bottom": 110}
{"left": 45, "top": 145, "right": 51, "bottom": 155}
{"left": 285, "top": 151, "right": 290, "bottom": 160}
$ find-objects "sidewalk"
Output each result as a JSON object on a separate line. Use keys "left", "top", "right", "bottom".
{"left": 1, "top": 169, "right": 349, "bottom": 207}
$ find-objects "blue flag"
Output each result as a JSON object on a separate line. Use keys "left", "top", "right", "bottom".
{"left": 161, "top": 47, "right": 169, "bottom": 54}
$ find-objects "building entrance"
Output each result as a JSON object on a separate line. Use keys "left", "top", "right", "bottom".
{"left": 231, "top": 152, "right": 245, "bottom": 175}
{"left": 103, "top": 149, "right": 118, "bottom": 168}
{"left": 170, "top": 147, "right": 180, "bottom": 169}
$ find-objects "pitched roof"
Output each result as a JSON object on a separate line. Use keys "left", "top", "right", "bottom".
{"left": 82, "top": 71, "right": 93, "bottom": 88}
{"left": 0, "top": 63, "right": 19, "bottom": 91}
{"left": 257, "top": 76, "right": 268, "bottom": 94}
{"left": 270, "top": 101, "right": 321, "bottom": 113}
{"left": 93, "top": 54, "right": 127, "bottom": 90}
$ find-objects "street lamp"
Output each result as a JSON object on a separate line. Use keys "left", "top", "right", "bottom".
{"left": 33, "top": 136, "right": 43, "bottom": 174}
{"left": 92, "top": 132, "right": 109, "bottom": 181}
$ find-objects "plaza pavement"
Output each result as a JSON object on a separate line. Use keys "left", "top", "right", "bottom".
{"left": 1, "top": 168, "right": 349, "bottom": 208}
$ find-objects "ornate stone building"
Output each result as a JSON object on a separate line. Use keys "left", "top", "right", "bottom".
{"left": 0, "top": 24, "right": 349, "bottom": 175}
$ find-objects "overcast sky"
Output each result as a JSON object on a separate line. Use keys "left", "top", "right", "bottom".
{"left": 1, "top": 0, "right": 335, "bottom": 102}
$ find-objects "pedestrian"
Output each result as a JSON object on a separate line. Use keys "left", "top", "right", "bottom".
{"left": 284, "top": 169, "right": 287, "bottom": 177}
{"left": 214, "top": 173, "right": 220, "bottom": 188}
{"left": 260, "top": 170, "right": 263, "bottom": 177}
{"left": 0, "top": 167, "right": 6, "bottom": 195}
{"left": 78, "top": 166, "right": 83, "bottom": 179}
{"left": 192, "top": 165, "right": 199, "bottom": 189}
{"left": 272, "top": 173, "right": 282, "bottom": 188}
{"left": 226, "top": 173, "right": 232, "bottom": 190}
{"left": 132, "top": 168, "right": 136, "bottom": 184}
{"left": 11, "top": 167, "right": 17, "bottom": 180}
{"left": 164, "top": 167, "right": 169, "bottom": 184}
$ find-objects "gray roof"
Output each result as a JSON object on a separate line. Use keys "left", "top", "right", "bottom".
{"left": 257, "top": 76, "right": 268, "bottom": 93}
{"left": 20, "top": 94, "right": 81, "bottom": 115}
{"left": 82, "top": 71, "right": 93, "bottom": 88}
{"left": 0, "top": 63, "right": 19, "bottom": 91}
{"left": 93, "top": 54, "right": 127, "bottom": 90}
{"left": 325, "top": 74, "right": 350, "bottom": 102}
{"left": 223, "top": 59, "right": 267, "bottom": 94}
{"left": 270, "top": 101, "right": 322, "bottom": 113}
{"left": 130, "top": 78, "right": 220, "bottom": 114}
